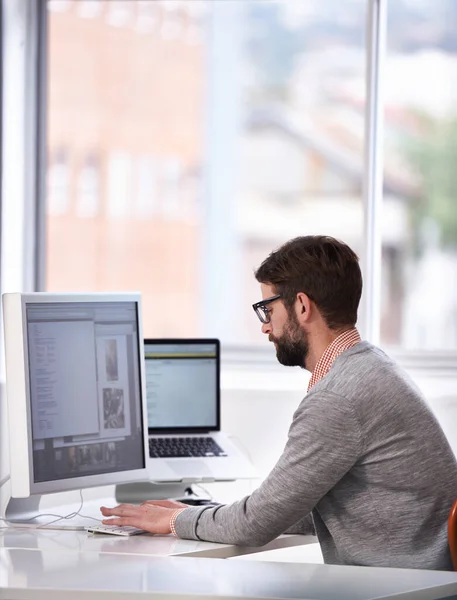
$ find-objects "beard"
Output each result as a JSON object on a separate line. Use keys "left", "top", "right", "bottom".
{"left": 269, "top": 310, "right": 309, "bottom": 368}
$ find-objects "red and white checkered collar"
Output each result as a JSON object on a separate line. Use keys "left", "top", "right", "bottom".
{"left": 307, "top": 328, "right": 361, "bottom": 392}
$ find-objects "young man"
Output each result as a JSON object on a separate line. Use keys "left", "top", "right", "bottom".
{"left": 101, "top": 235, "right": 457, "bottom": 570}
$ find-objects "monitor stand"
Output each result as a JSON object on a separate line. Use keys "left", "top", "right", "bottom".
{"left": 3, "top": 494, "right": 110, "bottom": 530}
{"left": 115, "top": 481, "right": 210, "bottom": 504}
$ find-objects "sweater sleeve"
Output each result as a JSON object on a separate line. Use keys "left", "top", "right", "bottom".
{"left": 174, "top": 390, "right": 361, "bottom": 545}
{"left": 283, "top": 513, "right": 315, "bottom": 536}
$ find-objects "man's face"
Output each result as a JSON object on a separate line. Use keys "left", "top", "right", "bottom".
{"left": 270, "top": 306, "right": 309, "bottom": 368}
{"left": 260, "top": 283, "right": 309, "bottom": 368}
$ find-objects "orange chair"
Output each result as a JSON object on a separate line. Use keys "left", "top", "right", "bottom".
{"left": 448, "top": 499, "right": 457, "bottom": 570}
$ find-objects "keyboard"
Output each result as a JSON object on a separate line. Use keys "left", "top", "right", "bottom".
{"left": 149, "top": 436, "right": 227, "bottom": 458}
{"left": 86, "top": 525, "right": 147, "bottom": 536}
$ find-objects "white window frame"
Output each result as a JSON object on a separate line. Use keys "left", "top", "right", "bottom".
{"left": 360, "top": 0, "right": 386, "bottom": 346}
{"left": 1, "top": 0, "right": 45, "bottom": 296}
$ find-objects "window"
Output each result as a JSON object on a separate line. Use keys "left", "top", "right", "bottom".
{"left": 46, "top": 0, "right": 206, "bottom": 338}
{"left": 203, "top": 0, "right": 367, "bottom": 342}
{"left": 106, "top": 152, "right": 132, "bottom": 220}
{"left": 134, "top": 155, "right": 157, "bottom": 219}
{"left": 161, "top": 157, "right": 182, "bottom": 220}
{"left": 76, "top": 154, "right": 100, "bottom": 218}
{"left": 46, "top": 0, "right": 367, "bottom": 342}
{"left": 47, "top": 148, "right": 70, "bottom": 216}
{"left": 381, "top": 1, "right": 457, "bottom": 350}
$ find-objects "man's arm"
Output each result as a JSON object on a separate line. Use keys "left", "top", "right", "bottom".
{"left": 283, "top": 513, "right": 315, "bottom": 536}
{"left": 174, "top": 390, "right": 361, "bottom": 545}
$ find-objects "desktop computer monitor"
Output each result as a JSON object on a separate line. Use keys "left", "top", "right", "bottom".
{"left": 2, "top": 292, "right": 149, "bottom": 526}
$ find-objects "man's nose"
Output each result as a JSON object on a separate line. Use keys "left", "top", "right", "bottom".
{"left": 261, "top": 322, "right": 271, "bottom": 335}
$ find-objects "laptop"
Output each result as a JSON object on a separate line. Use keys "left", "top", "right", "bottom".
{"left": 144, "top": 338, "right": 258, "bottom": 483}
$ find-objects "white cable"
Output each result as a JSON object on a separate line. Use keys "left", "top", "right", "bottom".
{"left": 193, "top": 483, "right": 214, "bottom": 501}
{"left": 37, "top": 489, "right": 101, "bottom": 528}
{"left": 35, "top": 489, "right": 85, "bottom": 528}
{"left": 0, "top": 489, "right": 101, "bottom": 530}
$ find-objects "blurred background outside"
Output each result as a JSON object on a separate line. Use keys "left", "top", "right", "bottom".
{"left": 46, "top": 0, "right": 457, "bottom": 350}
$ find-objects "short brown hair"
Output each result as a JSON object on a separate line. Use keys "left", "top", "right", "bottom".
{"left": 254, "top": 236, "right": 362, "bottom": 330}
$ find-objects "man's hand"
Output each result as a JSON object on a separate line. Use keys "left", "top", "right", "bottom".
{"left": 100, "top": 500, "right": 188, "bottom": 534}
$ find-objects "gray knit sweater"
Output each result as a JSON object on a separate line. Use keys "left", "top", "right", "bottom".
{"left": 174, "top": 342, "right": 457, "bottom": 570}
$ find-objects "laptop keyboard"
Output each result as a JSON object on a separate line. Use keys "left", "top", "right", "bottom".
{"left": 149, "top": 437, "right": 227, "bottom": 458}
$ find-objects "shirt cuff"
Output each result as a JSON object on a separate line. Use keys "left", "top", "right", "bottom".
{"left": 173, "top": 505, "right": 210, "bottom": 540}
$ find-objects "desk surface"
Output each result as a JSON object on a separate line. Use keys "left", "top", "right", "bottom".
{"left": 1, "top": 547, "right": 457, "bottom": 600}
{"left": 1, "top": 492, "right": 311, "bottom": 559}
{"left": 0, "top": 527, "right": 311, "bottom": 559}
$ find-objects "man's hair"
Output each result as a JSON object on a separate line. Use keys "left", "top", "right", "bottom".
{"left": 254, "top": 236, "right": 362, "bottom": 330}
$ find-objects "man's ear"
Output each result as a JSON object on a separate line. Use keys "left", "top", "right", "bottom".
{"left": 296, "top": 292, "right": 312, "bottom": 322}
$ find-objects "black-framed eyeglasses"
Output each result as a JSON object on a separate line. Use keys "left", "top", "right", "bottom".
{"left": 252, "top": 294, "right": 282, "bottom": 324}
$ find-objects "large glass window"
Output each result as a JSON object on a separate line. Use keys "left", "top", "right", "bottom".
{"left": 381, "top": 0, "right": 457, "bottom": 350}
{"left": 46, "top": 0, "right": 208, "bottom": 337}
{"left": 238, "top": 0, "right": 367, "bottom": 342}
{"left": 46, "top": 0, "right": 366, "bottom": 343}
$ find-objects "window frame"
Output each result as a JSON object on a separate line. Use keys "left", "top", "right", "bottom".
{"left": 1, "top": 0, "right": 46, "bottom": 296}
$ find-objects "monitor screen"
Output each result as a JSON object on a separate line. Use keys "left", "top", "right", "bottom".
{"left": 144, "top": 339, "right": 219, "bottom": 432}
{"left": 2, "top": 293, "right": 149, "bottom": 498}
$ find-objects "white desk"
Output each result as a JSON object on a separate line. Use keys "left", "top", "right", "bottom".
{"left": 1, "top": 496, "right": 457, "bottom": 600}
{"left": 1, "top": 491, "right": 312, "bottom": 558}
{"left": 0, "top": 527, "right": 312, "bottom": 559}
{"left": 1, "top": 547, "right": 457, "bottom": 600}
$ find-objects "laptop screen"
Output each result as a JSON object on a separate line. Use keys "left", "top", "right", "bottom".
{"left": 144, "top": 339, "right": 220, "bottom": 433}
